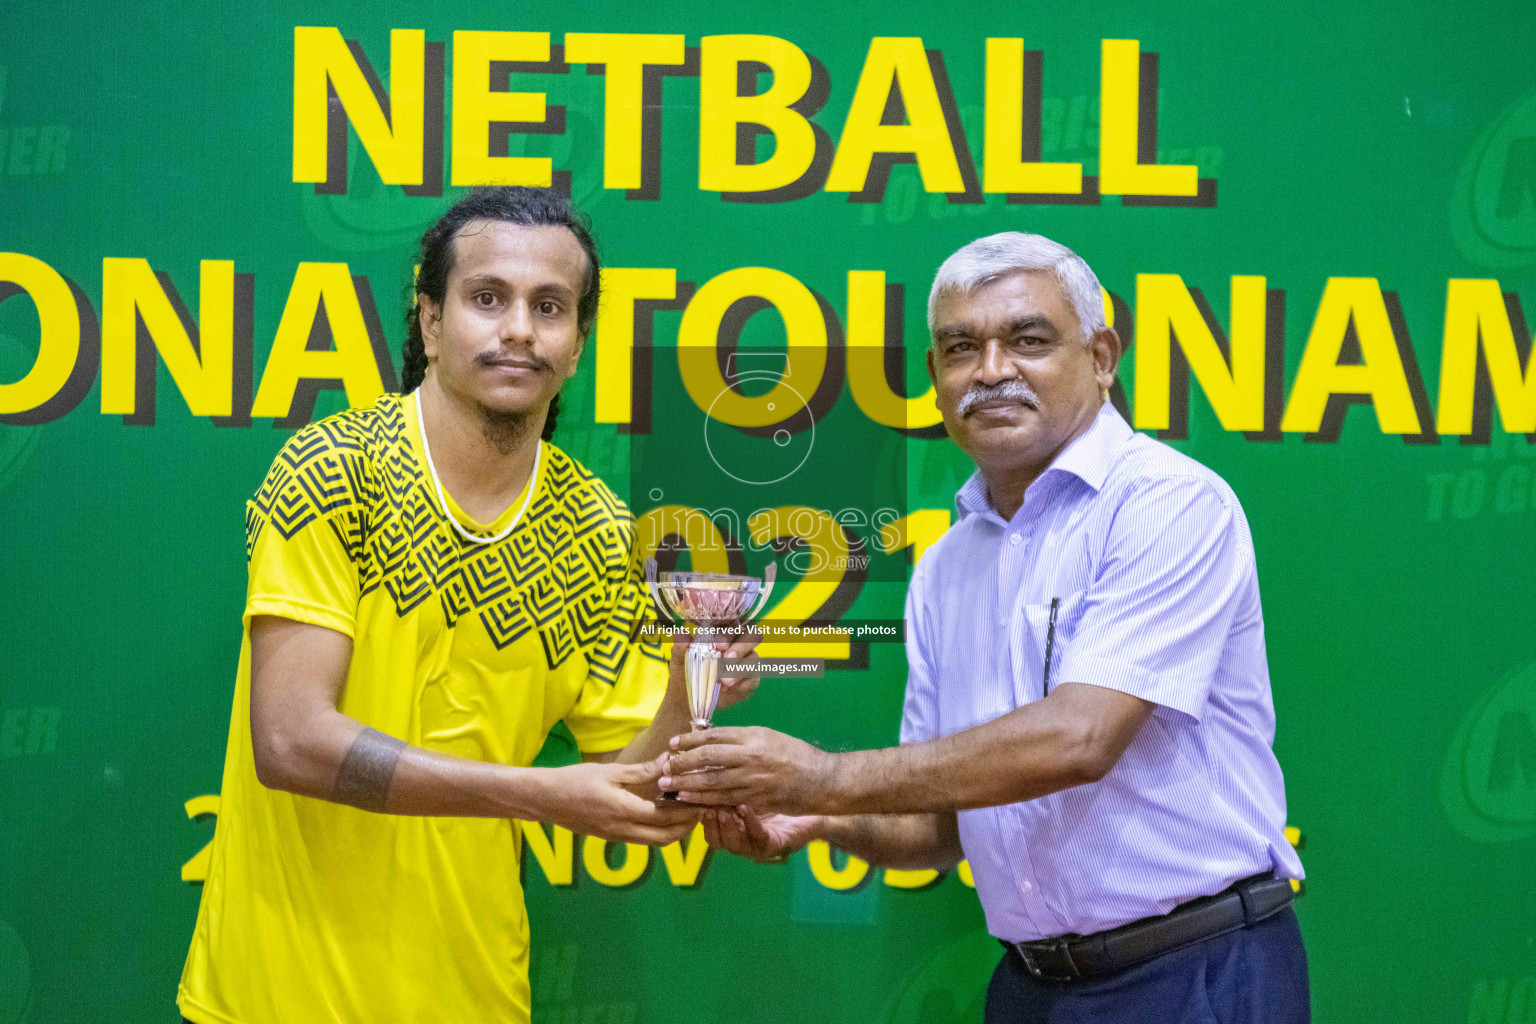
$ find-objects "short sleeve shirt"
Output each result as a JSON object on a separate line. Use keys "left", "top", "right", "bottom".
{"left": 900, "top": 403, "right": 1303, "bottom": 942}
{"left": 179, "top": 393, "right": 668, "bottom": 1024}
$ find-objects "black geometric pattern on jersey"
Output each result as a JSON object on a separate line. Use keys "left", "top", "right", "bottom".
{"left": 246, "top": 394, "right": 665, "bottom": 681}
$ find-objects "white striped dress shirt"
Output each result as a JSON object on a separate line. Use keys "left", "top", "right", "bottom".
{"left": 900, "top": 401, "right": 1304, "bottom": 942}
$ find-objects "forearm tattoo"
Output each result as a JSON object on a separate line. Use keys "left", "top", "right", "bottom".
{"left": 331, "top": 727, "right": 406, "bottom": 812}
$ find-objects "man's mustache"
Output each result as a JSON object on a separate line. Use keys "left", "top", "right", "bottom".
{"left": 957, "top": 380, "right": 1040, "bottom": 417}
{"left": 476, "top": 350, "right": 551, "bottom": 372}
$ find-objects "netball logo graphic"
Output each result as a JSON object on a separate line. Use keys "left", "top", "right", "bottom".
{"left": 1452, "top": 90, "right": 1536, "bottom": 269}
{"left": 1441, "top": 660, "right": 1536, "bottom": 842}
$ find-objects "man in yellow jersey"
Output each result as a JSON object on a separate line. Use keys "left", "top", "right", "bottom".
{"left": 179, "top": 187, "right": 755, "bottom": 1024}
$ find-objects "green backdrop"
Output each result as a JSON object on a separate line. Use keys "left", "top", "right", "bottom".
{"left": 2, "top": 2, "right": 1535, "bottom": 1022}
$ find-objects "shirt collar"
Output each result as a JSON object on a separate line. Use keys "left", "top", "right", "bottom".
{"left": 955, "top": 402, "right": 1134, "bottom": 520}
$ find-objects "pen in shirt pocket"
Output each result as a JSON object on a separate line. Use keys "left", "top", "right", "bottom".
{"left": 1041, "top": 596, "right": 1060, "bottom": 697}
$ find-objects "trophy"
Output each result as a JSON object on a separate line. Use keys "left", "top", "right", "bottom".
{"left": 645, "top": 558, "right": 777, "bottom": 732}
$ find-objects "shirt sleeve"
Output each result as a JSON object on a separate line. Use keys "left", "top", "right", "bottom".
{"left": 899, "top": 557, "right": 941, "bottom": 745}
{"left": 563, "top": 517, "right": 669, "bottom": 754}
{"left": 1056, "top": 473, "right": 1248, "bottom": 721}
{"left": 242, "top": 429, "right": 364, "bottom": 638}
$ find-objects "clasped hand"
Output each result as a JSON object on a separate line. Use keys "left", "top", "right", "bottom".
{"left": 542, "top": 754, "right": 701, "bottom": 846}
{"left": 659, "top": 726, "right": 837, "bottom": 816}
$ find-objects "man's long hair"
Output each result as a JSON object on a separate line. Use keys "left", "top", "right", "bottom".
{"left": 402, "top": 187, "right": 602, "bottom": 442}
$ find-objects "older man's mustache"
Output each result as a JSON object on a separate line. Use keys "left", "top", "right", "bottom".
{"left": 957, "top": 380, "right": 1041, "bottom": 417}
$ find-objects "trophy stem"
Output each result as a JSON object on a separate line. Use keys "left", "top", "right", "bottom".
{"left": 685, "top": 629, "right": 724, "bottom": 730}
{"left": 657, "top": 631, "right": 724, "bottom": 801}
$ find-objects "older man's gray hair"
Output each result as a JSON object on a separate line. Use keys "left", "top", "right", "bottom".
{"left": 927, "top": 232, "right": 1107, "bottom": 342}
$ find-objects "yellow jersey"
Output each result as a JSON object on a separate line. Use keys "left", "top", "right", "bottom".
{"left": 178, "top": 392, "right": 667, "bottom": 1024}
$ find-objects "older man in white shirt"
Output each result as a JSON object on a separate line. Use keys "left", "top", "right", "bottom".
{"left": 662, "top": 232, "right": 1307, "bottom": 1023}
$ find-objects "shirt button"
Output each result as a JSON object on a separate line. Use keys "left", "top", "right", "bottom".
{"left": 1009, "top": 533, "right": 1022, "bottom": 546}
{"left": 1022, "top": 880, "right": 1033, "bottom": 892}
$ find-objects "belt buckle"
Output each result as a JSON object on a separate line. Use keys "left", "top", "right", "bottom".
{"left": 1017, "top": 939, "right": 1080, "bottom": 983}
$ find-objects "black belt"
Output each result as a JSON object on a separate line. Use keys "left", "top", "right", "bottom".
{"left": 1001, "top": 873, "right": 1295, "bottom": 983}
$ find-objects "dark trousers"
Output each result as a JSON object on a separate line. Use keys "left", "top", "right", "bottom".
{"left": 985, "top": 906, "right": 1310, "bottom": 1024}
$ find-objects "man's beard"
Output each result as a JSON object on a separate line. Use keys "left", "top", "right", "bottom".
{"left": 472, "top": 349, "right": 552, "bottom": 454}
{"left": 477, "top": 404, "right": 535, "bottom": 456}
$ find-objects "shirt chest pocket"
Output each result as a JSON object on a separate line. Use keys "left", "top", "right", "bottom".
{"left": 1015, "top": 587, "right": 1090, "bottom": 705}
{"left": 933, "top": 609, "right": 1014, "bottom": 734}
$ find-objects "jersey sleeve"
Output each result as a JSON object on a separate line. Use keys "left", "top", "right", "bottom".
{"left": 1056, "top": 474, "right": 1248, "bottom": 721}
{"left": 242, "top": 426, "right": 365, "bottom": 638}
{"left": 562, "top": 515, "right": 669, "bottom": 754}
